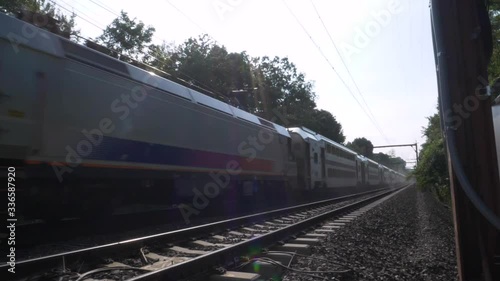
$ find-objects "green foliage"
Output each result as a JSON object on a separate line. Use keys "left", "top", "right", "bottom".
{"left": 80, "top": 12, "right": 345, "bottom": 142}
{"left": 489, "top": 3, "right": 500, "bottom": 95}
{"left": 252, "top": 56, "right": 316, "bottom": 117}
{"left": 301, "top": 109, "right": 345, "bottom": 143}
{"left": 347, "top": 137, "right": 374, "bottom": 158}
{"left": 168, "top": 35, "right": 254, "bottom": 105}
{"left": 0, "top": 0, "right": 40, "bottom": 13}
{"left": 0, "top": 0, "right": 80, "bottom": 40}
{"left": 141, "top": 34, "right": 345, "bottom": 142}
{"left": 372, "top": 152, "right": 407, "bottom": 172}
{"left": 413, "top": 113, "right": 450, "bottom": 204}
{"left": 96, "top": 11, "right": 155, "bottom": 60}
{"left": 346, "top": 138, "right": 407, "bottom": 172}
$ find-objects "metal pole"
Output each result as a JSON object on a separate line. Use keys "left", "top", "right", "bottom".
{"left": 415, "top": 142, "right": 419, "bottom": 165}
{"left": 431, "top": 0, "right": 500, "bottom": 279}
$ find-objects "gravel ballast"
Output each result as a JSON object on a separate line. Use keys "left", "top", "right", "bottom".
{"left": 283, "top": 185, "right": 458, "bottom": 280}
{"left": 16, "top": 191, "right": 382, "bottom": 261}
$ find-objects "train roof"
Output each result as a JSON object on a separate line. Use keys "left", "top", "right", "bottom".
{"left": 288, "top": 127, "right": 359, "bottom": 156}
{"left": 287, "top": 127, "right": 320, "bottom": 142}
{"left": 289, "top": 127, "right": 378, "bottom": 159}
{"left": 284, "top": 128, "right": 408, "bottom": 177}
{"left": 317, "top": 135, "right": 359, "bottom": 156}
{"left": 0, "top": 14, "right": 291, "bottom": 138}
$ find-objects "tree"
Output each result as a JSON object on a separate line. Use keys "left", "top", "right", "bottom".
{"left": 0, "top": 0, "right": 80, "bottom": 40}
{"left": 488, "top": 3, "right": 500, "bottom": 88}
{"left": 143, "top": 41, "right": 177, "bottom": 71}
{"left": 413, "top": 112, "right": 450, "bottom": 203}
{"left": 89, "top": 27, "right": 346, "bottom": 141}
{"left": 142, "top": 36, "right": 345, "bottom": 142}
{"left": 1, "top": 0, "right": 38, "bottom": 13}
{"left": 347, "top": 137, "right": 374, "bottom": 158}
{"left": 301, "top": 109, "right": 345, "bottom": 143}
{"left": 162, "top": 35, "right": 254, "bottom": 104}
{"left": 372, "top": 152, "right": 391, "bottom": 165}
{"left": 96, "top": 11, "right": 155, "bottom": 61}
{"left": 372, "top": 152, "right": 407, "bottom": 173}
{"left": 252, "top": 56, "right": 316, "bottom": 120}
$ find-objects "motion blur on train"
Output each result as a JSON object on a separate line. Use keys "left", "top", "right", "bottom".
{"left": 0, "top": 14, "right": 406, "bottom": 221}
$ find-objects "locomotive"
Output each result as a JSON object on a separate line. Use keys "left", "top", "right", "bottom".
{"left": 0, "top": 14, "right": 406, "bottom": 220}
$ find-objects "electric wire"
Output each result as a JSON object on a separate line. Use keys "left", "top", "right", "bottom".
{"left": 88, "top": 0, "right": 119, "bottom": 17}
{"left": 282, "top": 0, "right": 389, "bottom": 142}
{"left": 159, "top": 1, "right": 228, "bottom": 79}
{"left": 163, "top": 0, "right": 208, "bottom": 35}
{"left": 52, "top": 1, "right": 228, "bottom": 100}
{"left": 431, "top": 1, "right": 500, "bottom": 231}
{"left": 75, "top": 267, "right": 151, "bottom": 281}
{"left": 309, "top": 0, "right": 388, "bottom": 142}
{"left": 56, "top": 0, "right": 106, "bottom": 32}
{"left": 234, "top": 255, "right": 350, "bottom": 280}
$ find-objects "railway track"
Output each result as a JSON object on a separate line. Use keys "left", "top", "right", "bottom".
{"left": 8, "top": 187, "right": 388, "bottom": 258}
{"left": 2, "top": 183, "right": 410, "bottom": 281}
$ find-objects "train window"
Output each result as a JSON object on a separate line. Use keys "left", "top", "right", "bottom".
{"left": 314, "top": 153, "right": 318, "bottom": 164}
{"left": 258, "top": 117, "right": 275, "bottom": 129}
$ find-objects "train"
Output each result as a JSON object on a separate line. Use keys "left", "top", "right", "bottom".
{"left": 0, "top": 13, "right": 406, "bottom": 221}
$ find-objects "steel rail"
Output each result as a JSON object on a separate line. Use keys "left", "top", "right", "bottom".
{"left": 1, "top": 185, "right": 406, "bottom": 280}
{"left": 130, "top": 183, "right": 411, "bottom": 281}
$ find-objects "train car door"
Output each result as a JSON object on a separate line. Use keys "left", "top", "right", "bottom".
{"left": 356, "top": 159, "right": 361, "bottom": 184}
{"left": 309, "top": 140, "right": 322, "bottom": 189}
{"left": 303, "top": 141, "right": 311, "bottom": 189}
{"left": 356, "top": 157, "right": 366, "bottom": 185}
{"left": 360, "top": 161, "right": 366, "bottom": 185}
{"left": 378, "top": 166, "right": 385, "bottom": 184}
{"left": 320, "top": 147, "right": 326, "bottom": 184}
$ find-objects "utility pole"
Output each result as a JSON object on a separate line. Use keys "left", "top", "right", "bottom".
{"left": 431, "top": 0, "right": 500, "bottom": 280}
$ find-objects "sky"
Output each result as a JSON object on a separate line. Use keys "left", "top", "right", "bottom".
{"left": 54, "top": 0, "right": 438, "bottom": 168}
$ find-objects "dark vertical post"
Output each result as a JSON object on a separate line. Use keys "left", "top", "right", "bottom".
{"left": 415, "top": 142, "right": 418, "bottom": 165}
{"left": 431, "top": 0, "right": 500, "bottom": 280}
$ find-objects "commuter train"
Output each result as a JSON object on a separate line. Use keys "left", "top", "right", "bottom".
{"left": 0, "top": 14, "right": 406, "bottom": 220}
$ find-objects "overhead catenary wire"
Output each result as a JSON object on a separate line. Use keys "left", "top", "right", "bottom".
{"left": 282, "top": 0, "right": 390, "bottom": 143}
{"left": 160, "top": 1, "right": 227, "bottom": 69}
{"left": 56, "top": 0, "right": 106, "bottom": 33}
{"left": 52, "top": 0, "right": 228, "bottom": 100}
{"left": 60, "top": 0, "right": 390, "bottom": 144}
{"left": 88, "top": 0, "right": 120, "bottom": 17}
{"left": 163, "top": 0, "right": 209, "bottom": 35}
{"left": 309, "top": 0, "right": 388, "bottom": 142}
